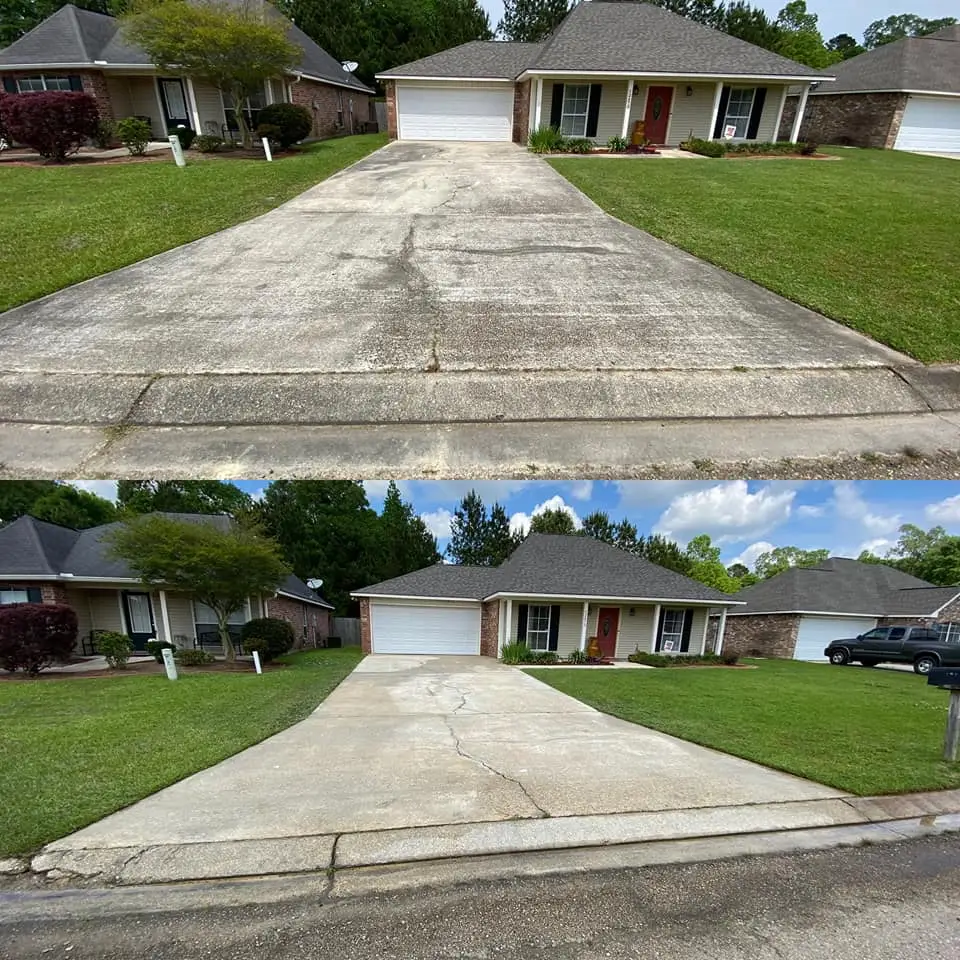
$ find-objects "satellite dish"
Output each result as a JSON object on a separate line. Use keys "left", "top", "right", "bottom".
{"left": 342, "top": 60, "right": 359, "bottom": 73}
{"left": 307, "top": 578, "right": 324, "bottom": 590}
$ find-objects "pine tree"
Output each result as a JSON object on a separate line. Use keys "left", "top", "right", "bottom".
{"left": 447, "top": 491, "right": 493, "bottom": 565}
{"left": 499, "top": 0, "right": 569, "bottom": 42}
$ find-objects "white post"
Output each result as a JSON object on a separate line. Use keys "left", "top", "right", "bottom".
{"left": 533, "top": 78, "right": 543, "bottom": 132}
{"left": 707, "top": 80, "right": 724, "bottom": 141}
{"left": 252, "top": 650, "right": 263, "bottom": 675}
{"left": 715, "top": 608, "right": 729, "bottom": 656}
{"left": 159, "top": 590, "right": 173, "bottom": 644}
{"left": 790, "top": 83, "right": 811, "bottom": 143}
{"left": 650, "top": 603, "right": 661, "bottom": 653}
{"left": 773, "top": 85, "right": 789, "bottom": 143}
{"left": 161, "top": 646, "right": 178, "bottom": 680}
{"left": 700, "top": 609, "right": 710, "bottom": 655}
{"left": 261, "top": 136, "right": 273, "bottom": 161}
{"left": 185, "top": 77, "right": 202, "bottom": 135}
{"left": 505, "top": 598, "right": 513, "bottom": 646}
{"left": 579, "top": 601, "right": 590, "bottom": 652}
{"left": 621, "top": 79, "right": 635, "bottom": 140}
{"left": 167, "top": 134, "right": 186, "bottom": 167}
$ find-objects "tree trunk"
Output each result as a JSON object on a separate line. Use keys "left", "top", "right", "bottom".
{"left": 217, "top": 611, "right": 236, "bottom": 662}
{"left": 231, "top": 87, "right": 251, "bottom": 148}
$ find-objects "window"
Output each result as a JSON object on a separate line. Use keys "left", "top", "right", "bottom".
{"left": 937, "top": 623, "right": 960, "bottom": 644}
{"left": 525, "top": 604, "right": 552, "bottom": 651}
{"left": 337, "top": 89, "right": 343, "bottom": 128}
{"left": 560, "top": 84, "right": 590, "bottom": 137}
{"left": 194, "top": 600, "right": 247, "bottom": 626}
{"left": 658, "top": 609, "right": 686, "bottom": 652}
{"left": 722, "top": 87, "right": 756, "bottom": 139}
{"left": 16, "top": 76, "right": 73, "bottom": 93}
{"left": 888, "top": 627, "right": 906, "bottom": 640}
{"left": 222, "top": 88, "right": 267, "bottom": 132}
{"left": 858, "top": 627, "right": 888, "bottom": 641}
{"left": 0, "top": 589, "right": 30, "bottom": 604}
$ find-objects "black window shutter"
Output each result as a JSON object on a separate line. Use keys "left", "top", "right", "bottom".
{"left": 68, "top": 76, "right": 83, "bottom": 91}
{"left": 516, "top": 604, "right": 528, "bottom": 643}
{"left": 586, "top": 84, "right": 602, "bottom": 138}
{"left": 2, "top": 77, "right": 16, "bottom": 94}
{"left": 27, "top": 588, "right": 42, "bottom": 603}
{"left": 548, "top": 605, "right": 561, "bottom": 651}
{"left": 655, "top": 608, "right": 665, "bottom": 652}
{"left": 550, "top": 83, "right": 563, "bottom": 129}
{"left": 680, "top": 610, "right": 693, "bottom": 653}
{"left": 712, "top": 86, "right": 731, "bottom": 139}
{"left": 746, "top": 87, "right": 766, "bottom": 139}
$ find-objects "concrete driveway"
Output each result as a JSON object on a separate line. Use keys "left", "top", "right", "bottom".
{"left": 2, "top": 141, "right": 956, "bottom": 476}
{"left": 46, "top": 656, "right": 847, "bottom": 861}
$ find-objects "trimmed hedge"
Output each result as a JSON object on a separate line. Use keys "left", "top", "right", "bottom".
{"left": 239, "top": 617, "right": 295, "bottom": 662}
{"left": 0, "top": 603, "right": 78, "bottom": 674}
{"left": 627, "top": 650, "right": 740, "bottom": 667}
{"left": 255, "top": 103, "right": 312, "bottom": 148}
{"left": 0, "top": 91, "right": 100, "bottom": 162}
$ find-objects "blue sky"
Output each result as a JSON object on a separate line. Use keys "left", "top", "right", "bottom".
{"left": 480, "top": 1, "right": 957, "bottom": 43}
{"left": 74, "top": 480, "right": 960, "bottom": 570}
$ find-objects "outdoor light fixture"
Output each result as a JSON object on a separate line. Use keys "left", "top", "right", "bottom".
{"left": 633, "top": 82, "right": 640, "bottom": 96}
{"left": 629, "top": 607, "right": 636, "bottom": 616}
{"left": 686, "top": 85, "right": 694, "bottom": 96}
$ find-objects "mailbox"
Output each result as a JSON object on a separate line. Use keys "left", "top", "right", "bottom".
{"left": 927, "top": 667, "right": 960, "bottom": 689}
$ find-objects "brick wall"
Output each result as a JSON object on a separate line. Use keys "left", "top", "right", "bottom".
{"left": 359, "top": 597, "right": 371, "bottom": 653}
{"left": 480, "top": 600, "right": 500, "bottom": 658}
{"left": 264, "top": 595, "right": 331, "bottom": 649}
{"left": 721, "top": 614, "right": 801, "bottom": 658}
{"left": 290, "top": 77, "right": 371, "bottom": 140}
{"left": 878, "top": 597, "right": 960, "bottom": 630}
{"left": 0, "top": 581, "right": 71, "bottom": 605}
{"left": 385, "top": 80, "right": 397, "bottom": 139}
{"left": 512, "top": 80, "right": 531, "bottom": 144}
{"left": 1, "top": 70, "right": 114, "bottom": 119}
{"left": 778, "top": 92, "right": 907, "bottom": 149}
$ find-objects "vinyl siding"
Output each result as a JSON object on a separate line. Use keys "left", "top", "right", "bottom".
{"left": 105, "top": 77, "right": 132, "bottom": 118}
{"left": 665, "top": 82, "right": 716, "bottom": 144}
{"left": 163, "top": 592, "right": 196, "bottom": 645}
{"left": 65, "top": 588, "right": 93, "bottom": 650}
{"left": 87, "top": 589, "right": 125, "bottom": 634}
{"left": 755, "top": 85, "right": 788, "bottom": 141}
{"left": 539, "top": 79, "right": 629, "bottom": 142}
{"left": 614, "top": 605, "right": 656, "bottom": 657}
{"left": 191, "top": 79, "right": 226, "bottom": 136}
{"left": 124, "top": 77, "right": 165, "bottom": 136}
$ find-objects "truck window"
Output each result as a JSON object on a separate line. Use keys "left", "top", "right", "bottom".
{"left": 889, "top": 627, "right": 906, "bottom": 640}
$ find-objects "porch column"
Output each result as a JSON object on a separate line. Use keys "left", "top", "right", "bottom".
{"left": 497, "top": 600, "right": 505, "bottom": 654}
{"left": 650, "top": 603, "right": 661, "bottom": 652}
{"left": 158, "top": 590, "right": 173, "bottom": 644}
{"left": 505, "top": 598, "right": 513, "bottom": 645}
{"left": 773, "top": 85, "right": 789, "bottom": 142}
{"left": 185, "top": 77, "right": 202, "bottom": 134}
{"left": 621, "top": 79, "right": 635, "bottom": 139}
{"left": 790, "top": 83, "right": 811, "bottom": 143}
{"left": 579, "top": 601, "right": 590, "bottom": 651}
{"left": 700, "top": 609, "right": 710, "bottom": 655}
{"left": 715, "top": 607, "right": 729, "bottom": 655}
{"left": 532, "top": 77, "right": 543, "bottom": 132}
{"left": 706, "top": 80, "right": 724, "bottom": 141}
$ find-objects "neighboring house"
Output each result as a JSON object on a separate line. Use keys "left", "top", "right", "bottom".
{"left": 778, "top": 26, "right": 960, "bottom": 152}
{"left": 352, "top": 533, "right": 742, "bottom": 657}
{"left": 0, "top": 513, "right": 333, "bottom": 654}
{"left": 714, "top": 558, "right": 960, "bottom": 661}
{"left": 376, "top": 2, "right": 831, "bottom": 145}
{"left": 0, "top": 3, "right": 374, "bottom": 141}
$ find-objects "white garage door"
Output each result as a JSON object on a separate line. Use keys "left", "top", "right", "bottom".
{"left": 396, "top": 82, "right": 514, "bottom": 142}
{"left": 794, "top": 616, "right": 878, "bottom": 661}
{"left": 370, "top": 602, "right": 481, "bottom": 655}
{"left": 895, "top": 96, "right": 960, "bottom": 153}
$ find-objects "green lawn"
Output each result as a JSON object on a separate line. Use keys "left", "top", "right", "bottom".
{"left": 0, "top": 134, "right": 387, "bottom": 313}
{"left": 0, "top": 647, "right": 363, "bottom": 857}
{"left": 527, "top": 660, "right": 960, "bottom": 796}
{"left": 550, "top": 148, "right": 960, "bottom": 363}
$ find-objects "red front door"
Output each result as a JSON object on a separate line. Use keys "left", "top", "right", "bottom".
{"left": 643, "top": 86, "right": 673, "bottom": 144}
{"left": 595, "top": 608, "right": 620, "bottom": 659}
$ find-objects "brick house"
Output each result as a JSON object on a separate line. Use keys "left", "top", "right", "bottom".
{"left": 713, "top": 558, "right": 960, "bottom": 661}
{"left": 0, "top": 513, "right": 333, "bottom": 655}
{"left": 0, "top": 3, "right": 374, "bottom": 142}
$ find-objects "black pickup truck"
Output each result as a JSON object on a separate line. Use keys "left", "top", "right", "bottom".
{"left": 825, "top": 625, "right": 960, "bottom": 674}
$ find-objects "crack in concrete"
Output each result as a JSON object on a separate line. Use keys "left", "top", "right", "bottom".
{"left": 453, "top": 244, "right": 622, "bottom": 257}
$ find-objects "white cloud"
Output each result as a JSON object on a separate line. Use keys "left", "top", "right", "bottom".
{"left": 615, "top": 481, "right": 719, "bottom": 510}
{"left": 857, "top": 537, "right": 896, "bottom": 557}
{"left": 67, "top": 480, "right": 118, "bottom": 502}
{"left": 926, "top": 494, "right": 960, "bottom": 526}
{"left": 729, "top": 541, "right": 776, "bottom": 569}
{"left": 509, "top": 495, "right": 582, "bottom": 537}
{"left": 831, "top": 482, "right": 901, "bottom": 536}
{"left": 420, "top": 508, "right": 453, "bottom": 539}
{"left": 569, "top": 481, "right": 593, "bottom": 501}
{"left": 796, "top": 504, "right": 826, "bottom": 518}
{"left": 653, "top": 481, "right": 795, "bottom": 545}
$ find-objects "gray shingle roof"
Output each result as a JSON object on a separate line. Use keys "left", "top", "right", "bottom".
{"left": 355, "top": 534, "right": 738, "bottom": 604}
{"left": 729, "top": 557, "right": 956, "bottom": 617}
{"left": 810, "top": 29, "right": 960, "bottom": 96}
{"left": 0, "top": 515, "right": 80, "bottom": 575}
{"left": 0, "top": 2, "right": 374, "bottom": 93}
{"left": 378, "top": 41, "right": 543, "bottom": 79}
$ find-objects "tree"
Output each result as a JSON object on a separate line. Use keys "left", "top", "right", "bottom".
{"left": 580, "top": 510, "right": 616, "bottom": 544}
{"left": 499, "top": 0, "right": 568, "bottom": 42}
{"left": 1, "top": 0, "right": 113, "bottom": 49}
{"left": 529, "top": 507, "right": 577, "bottom": 535}
{"left": 613, "top": 519, "right": 639, "bottom": 554}
{"left": 914, "top": 539, "right": 960, "bottom": 587}
{"left": 377, "top": 482, "right": 441, "bottom": 582}
{"left": 684, "top": 534, "right": 740, "bottom": 592}
{"left": 447, "top": 491, "right": 493, "bottom": 565}
{"left": 117, "top": 480, "right": 253, "bottom": 517}
{"left": 721, "top": 1, "right": 782, "bottom": 51}
{"left": 0, "top": 480, "right": 60, "bottom": 524}
{"left": 122, "top": 0, "right": 301, "bottom": 145}
{"left": 774, "top": 1, "right": 837, "bottom": 68}
{"left": 726, "top": 562, "right": 750, "bottom": 579}
{"left": 637, "top": 534, "right": 693, "bottom": 575}
{"left": 826, "top": 33, "right": 865, "bottom": 59}
{"left": 645, "top": 0, "right": 724, "bottom": 28}
{"left": 106, "top": 514, "right": 289, "bottom": 661}
{"left": 487, "top": 503, "right": 520, "bottom": 566}
{"left": 30, "top": 485, "right": 117, "bottom": 529}
{"left": 863, "top": 14, "right": 957, "bottom": 49}
{"left": 753, "top": 545, "right": 829, "bottom": 580}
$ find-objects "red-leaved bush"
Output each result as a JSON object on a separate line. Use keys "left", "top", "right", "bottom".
{"left": 0, "top": 91, "right": 100, "bottom": 161}
{"left": 0, "top": 603, "right": 78, "bottom": 675}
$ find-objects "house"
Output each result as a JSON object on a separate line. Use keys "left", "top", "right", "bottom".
{"left": 778, "top": 25, "right": 960, "bottom": 152}
{"left": 0, "top": 2, "right": 374, "bottom": 141}
{"left": 375, "top": 2, "right": 831, "bottom": 145}
{"left": 715, "top": 558, "right": 960, "bottom": 661}
{"left": 0, "top": 513, "right": 333, "bottom": 654}
{"left": 352, "top": 533, "right": 742, "bottom": 657}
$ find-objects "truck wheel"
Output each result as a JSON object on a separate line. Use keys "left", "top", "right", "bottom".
{"left": 829, "top": 649, "right": 849, "bottom": 665}
{"left": 913, "top": 655, "right": 938, "bottom": 675}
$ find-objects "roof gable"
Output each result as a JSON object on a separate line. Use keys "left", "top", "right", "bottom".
{"left": 0, "top": 515, "right": 80, "bottom": 576}
{"left": 378, "top": 40, "right": 543, "bottom": 80}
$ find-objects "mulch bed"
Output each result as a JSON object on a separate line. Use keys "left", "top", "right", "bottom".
{"left": 0, "top": 658, "right": 286, "bottom": 681}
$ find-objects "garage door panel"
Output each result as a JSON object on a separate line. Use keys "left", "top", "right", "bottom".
{"left": 895, "top": 96, "right": 960, "bottom": 153}
{"left": 794, "top": 616, "right": 877, "bottom": 661}
{"left": 370, "top": 602, "right": 481, "bottom": 655}
{"left": 397, "top": 83, "right": 513, "bottom": 142}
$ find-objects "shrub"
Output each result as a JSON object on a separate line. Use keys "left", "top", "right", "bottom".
{"left": 500, "top": 641, "right": 531, "bottom": 664}
{"left": 92, "top": 117, "right": 115, "bottom": 149}
{"left": 606, "top": 135, "right": 627, "bottom": 152}
{"left": 0, "top": 93, "right": 11, "bottom": 145}
{"left": 628, "top": 650, "right": 671, "bottom": 667}
{"left": 168, "top": 124, "right": 195, "bottom": 150}
{"left": 1, "top": 91, "right": 100, "bottom": 162}
{"left": 801, "top": 139, "right": 819, "bottom": 156}
{"left": 0, "top": 603, "right": 78, "bottom": 675}
{"left": 564, "top": 137, "right": 594, "bottom": 154}
{"left": 239, "top": 617, "right": 295, "bottom": 662}
{"left": 254, "top": 102, "right": 312, "bottom": 148}
{"left": 566, "top": 648, "right": 587, "bottom": 664}
{"left": 528, "top": 125, "right": 565, "bottom": 154}
{"left": 679, "top": 137, "right": 726, "bottom": 158}
{"left": 255, "top": 123, "right": 282, "bottom": 148}
{"left": 721, "top": 651, "right": 740, "bottom": 665}
{"left": 534, "top": 650, "right": 559, "bottom": 664}
{"left": 145, "top": 639, "right": 176, "bottom": 663}
{"left": 193, "top": 134, "right": 224, "bottom": 153}
{"left": 95, "top": 630, "right": 133, "bottom": 669}
{"left": 116, "top": 117, "right": 152, "bottom": 156}
{"left": 175, "top": 648, "right": 215, "bottom": 666}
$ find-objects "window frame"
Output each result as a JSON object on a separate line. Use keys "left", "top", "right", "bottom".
{"left": 658, "top": 608, "right": 687, "bottom": 652}
{"left": 525, "top": 604, "right": 552, "bottom": 651}
{"left": 721, "top": 86, "right": 756, "bottom": 140}
{"left": 0, "top": 589, "right": 31, "bottom": 605}
{"left": 560, "top": 83, "right": 590, "bottom": 137}
{"left": 937, "top": 622, "right": 960, "bottom": 644}
{"left": 16, "top": 75, "right": 72, "bottom": 93}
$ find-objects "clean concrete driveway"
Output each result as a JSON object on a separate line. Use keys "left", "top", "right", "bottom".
{"left": 48, "top": 656, "right": 846, "bottom": 855}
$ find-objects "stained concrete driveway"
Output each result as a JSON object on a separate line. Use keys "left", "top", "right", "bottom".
{"left": 45, "top": 656, "right": 847, "bottom": 863}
